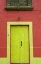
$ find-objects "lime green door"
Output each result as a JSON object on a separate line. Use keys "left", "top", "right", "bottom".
{"left": 11, "top": 26, "right": 29, "bottom": 64}
{"left": 20, "top": 26, "right": 29, "bottom": 63}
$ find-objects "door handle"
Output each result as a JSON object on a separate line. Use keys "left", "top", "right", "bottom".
{"left": 21, "top": 41, "right": 22, "bottom": 46}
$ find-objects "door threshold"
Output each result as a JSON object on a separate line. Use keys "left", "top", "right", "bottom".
{"left": 11, "top": 63, "right": 30, "bottom": 64}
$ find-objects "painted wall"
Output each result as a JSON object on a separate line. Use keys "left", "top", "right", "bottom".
{"left": 0, "top": 0, "right": 41, "bottom": 59}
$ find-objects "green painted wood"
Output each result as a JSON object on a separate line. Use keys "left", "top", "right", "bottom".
{"left": 28, "top": 0, "right": 32, "bottom": 6}
{"left": 7, "top": 0, "right": 10, "bottom": 6}
{"left": 11, "top": 25, "right": 29, "bottom": 63}
{"left": 5, "top": 6, "right": 33, "bottom": 10}
{"left": 5, "top": 0, "right": 33, "bottom": 10}
{"left": 11, "top": 26, "right": 20, "bottom": 63}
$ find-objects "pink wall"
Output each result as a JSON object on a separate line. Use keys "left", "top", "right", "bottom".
{"left": 0, "top": 0, "right": 41, "bottom": 57}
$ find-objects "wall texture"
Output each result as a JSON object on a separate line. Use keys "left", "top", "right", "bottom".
{"left": 0, "top": 0, "right": 41, "bottom": 57}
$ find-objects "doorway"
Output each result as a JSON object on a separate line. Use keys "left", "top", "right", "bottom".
{"left": 10, "top": 25, "right": 29, "bottom": 64}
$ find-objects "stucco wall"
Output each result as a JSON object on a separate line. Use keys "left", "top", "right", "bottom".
{"left": 0, "top": 0, "right": 41, "bottom": 58}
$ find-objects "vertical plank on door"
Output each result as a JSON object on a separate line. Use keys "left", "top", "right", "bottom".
{"left": 20, "top": 26, "right": 29, "bottom": 63}
{"left": 11, "top": 26, "right": 20, "bottom": 63}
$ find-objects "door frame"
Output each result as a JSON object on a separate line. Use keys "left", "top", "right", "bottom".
{"left": 7, "top": 22, "right": 33, "bottom": 64}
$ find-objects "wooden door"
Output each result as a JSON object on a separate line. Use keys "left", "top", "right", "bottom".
{"left": 10, "top": 25, "right": 29, "bottom": 64}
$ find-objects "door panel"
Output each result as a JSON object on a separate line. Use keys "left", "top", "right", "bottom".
{"left": 11, "top": 26, "right": 20, "bottom": 63}
{"left": 11, "top": 25, "right": 29, "bottom": 64}
{"left": 20, "top": 26, "right": 29, "bottom": 63}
